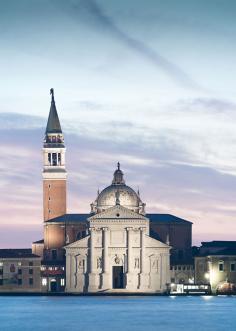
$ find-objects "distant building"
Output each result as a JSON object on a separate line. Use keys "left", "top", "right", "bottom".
{"left": 0, "top": 249, "right": 41, "bottom": 292}
{"left": 195, "top": 241, "right": 236, "bottom": 293}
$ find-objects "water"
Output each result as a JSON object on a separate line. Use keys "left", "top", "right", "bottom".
{"left": 0, "top": 296, "right": 236, "bottom": 331}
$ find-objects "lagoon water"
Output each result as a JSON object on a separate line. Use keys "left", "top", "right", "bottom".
{"left": 0, "top": 296, "right": 236, "bottom": 331}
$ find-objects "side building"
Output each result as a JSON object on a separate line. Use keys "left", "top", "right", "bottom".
{"left": 0, "top": 249, "right": 41, "bottom": 292}
{"left": 195, "top": 241, "right": 236, "bottom": 294}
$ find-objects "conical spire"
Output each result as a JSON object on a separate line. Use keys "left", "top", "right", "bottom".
{"left": 45, "top": 88, "right": 62, "bottom": 134}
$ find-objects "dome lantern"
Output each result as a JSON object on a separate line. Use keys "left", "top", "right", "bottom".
{"left": 112, "top": 162, "right": 125, "bottom": 185}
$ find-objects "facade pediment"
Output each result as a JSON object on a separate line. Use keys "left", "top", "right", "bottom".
{"left": 145, "top": 235, "right": 170, "bottom": 249}
{"left": 64, "top": 236, "right": 89, "bottom": 249}
{"left": 88, "top": 205, "right": 148, "bottom": 221}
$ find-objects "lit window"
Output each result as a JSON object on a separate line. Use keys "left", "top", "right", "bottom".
{"left": 219, "top": 261, "right": 224, "bottom": 272}
{"left": 60, "top": 278, "right": 65, "bottom": 286}
{"left": 18, "top": 262, "right": 22, "bottom": 266}
{"left": 0, "top": 262, "right": 3, "bottom": 267}
{"left": 42, "top": 278, "right": 47, "bottom": 286}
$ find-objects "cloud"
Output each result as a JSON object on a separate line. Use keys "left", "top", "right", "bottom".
{"left": 62, "top": 0, "right": 201, "bottom": 90}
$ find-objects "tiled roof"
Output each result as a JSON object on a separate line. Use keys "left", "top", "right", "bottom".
{"left": 201, "top": 241, "right": 236, "bottom": 247}
{"left": 0, "top": 249, "right": 40, "bottom": 259}
{"left": 45, "top": 214, "right": 89, "bottom": 223}
{"left": 45, "top": 213, "right": 192, "bottom": 225}
{"left": 147, "top": 214, "right": 192, "bottom": 225}
{"left": 32, "top": 239, "right": 44, "bottom": 244}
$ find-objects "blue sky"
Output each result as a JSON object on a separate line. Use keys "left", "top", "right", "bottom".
{"left": 1, "top": 0, "right": 236, "bottom": 247}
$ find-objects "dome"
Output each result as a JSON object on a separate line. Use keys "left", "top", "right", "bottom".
{"left": 91, "top": 163, "right": 146, "bottom": 214}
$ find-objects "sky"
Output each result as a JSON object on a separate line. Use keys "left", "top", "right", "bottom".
{"left": 1, "top": 0, "right": 236, "bottom": 247}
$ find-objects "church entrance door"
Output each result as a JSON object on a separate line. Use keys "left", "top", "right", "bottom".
{"left": 112, "top": 266, "right": 124, "bottom": 289}
{"left": 50, "top": 280, "right": 57, "bottom": 292}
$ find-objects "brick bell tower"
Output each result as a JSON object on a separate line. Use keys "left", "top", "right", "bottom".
{"left": 43, "top": 88, "right": 67, "bottom": 221}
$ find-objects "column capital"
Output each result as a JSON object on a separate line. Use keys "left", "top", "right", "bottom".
{"left": 102, "top": 227, "right": 109, "bottom": 231}
{"left": 140, "top": 227, "right": 146, "bottom": 231}
{"left": 89, "top": 227, "right": 96, "bottom": 232}
{"left": 126, "top": 227, "right": 133, "bottom": 231}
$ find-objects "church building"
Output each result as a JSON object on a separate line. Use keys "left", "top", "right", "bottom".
{"left": 32, "top": 89, "right": 193, "bottom": 293}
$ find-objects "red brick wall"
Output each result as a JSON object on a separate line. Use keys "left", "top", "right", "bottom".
{"left": 43, "top": 180, "right": 66, "bottom": 221}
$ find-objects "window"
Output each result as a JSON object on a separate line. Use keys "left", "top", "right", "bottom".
{"left": 29, "top": 278, "right": 33, "bottom": 285}
{"left": 219, "top": 261, "right": 224, "bottom": 272}
{"left": 183, "top": 266, "right": 186, "bottom": 270}
{"left": 174, "top": 266, "right": 177, "bottom": 270}
{"left": 0, "top": 269, "right": 3, "bottom": 275}
{"left": 17, "top": 262, "right": 21, "bottom": 266}
{"left": 0, "top": 279, "right": 3, "bottom": 286}
{"left": 0, "top": 262, "right": 3, "bottom": 266}
{"left": 29, "top": 262, "right": 33, "bottom": 267}
{"left": 48, "top": 153, "right": 51, "bottom": 165}
{"left": 170, "top": 266, "right": 173, "bottom": 270}
{"left": 18, "top": 269, "right": 22, "bottom": 275}
{"left": 230, "top": 263, "right": 236, "bottom": 272}
{"left": 60, "top": 278, "right": 65, "bottom": 286}
{"left": 42, "top": 278, "right": 47, "bottom": 286}
{"left": 178, "top": 266, "right": 181, "bottom": 270}
{"left": 52, "top": 153, "right": 57, "bottom": 166}
{"left": 58, "top": 153, "right": 61, "bottom": 165}
{"left": 18, "top": 279, "right": 22, "bottom": 285}
{"left": 29, "top": 269, "right": 33, "bottom": 275}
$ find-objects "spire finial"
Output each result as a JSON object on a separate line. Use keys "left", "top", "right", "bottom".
{"left": 50, "top": 88, "right": 54, "bottom": 99}
{"left": 117, "top": 162, "right": 120, "bottom": 170}
{"left": 115, "top": 190, "right": 120, "bottom": 205}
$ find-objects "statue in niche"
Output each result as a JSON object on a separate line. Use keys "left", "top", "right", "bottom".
{"left": 152, "top": 259, "right": 158, "bottom": 270}
{"left": 134, "top": 258, "right": 139, "bottom": 269}
{"left": 114, "top": 255, "right": 120, "bottom": 264}
{"left": 78, "top": 260, "right": 84, "bottom": 269}
{"left": 97, "top": 257, "right": 102, "bottom": 269}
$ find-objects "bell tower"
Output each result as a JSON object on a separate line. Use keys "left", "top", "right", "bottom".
{"left": 43, "top": 88, "right": 67, "bottom": 221}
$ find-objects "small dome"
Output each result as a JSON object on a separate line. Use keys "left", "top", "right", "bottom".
{"left": 91, "top": 163, "right": 145, "bottom": 214}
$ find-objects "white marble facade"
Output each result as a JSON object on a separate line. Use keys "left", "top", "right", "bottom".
{"left": 65, "top": 204, "right": 170, "bottom": 293}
